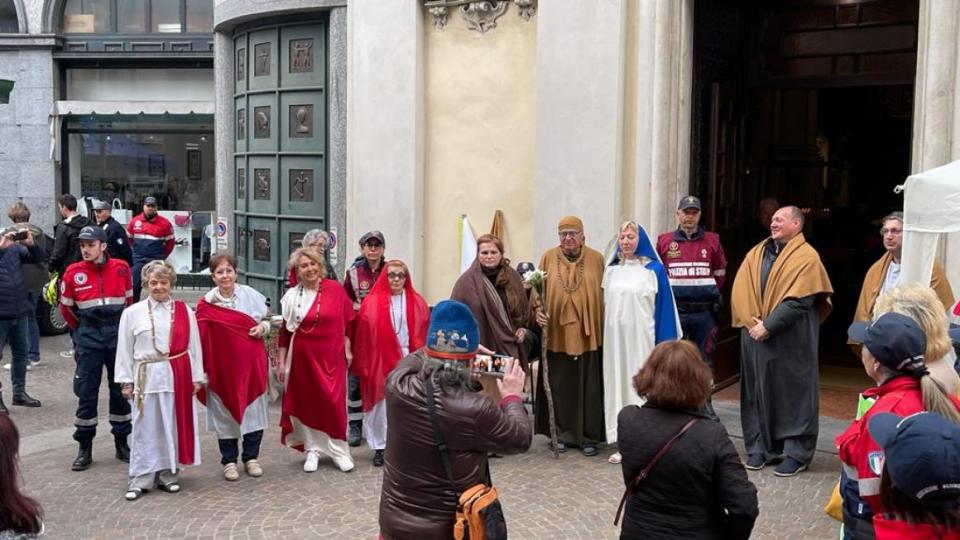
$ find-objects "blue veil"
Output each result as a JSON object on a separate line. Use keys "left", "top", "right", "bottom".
{"left": 607, "top": 222, "right": 682, "bottom": 343}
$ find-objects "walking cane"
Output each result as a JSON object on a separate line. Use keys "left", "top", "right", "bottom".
{"left": 537, "top": 288, "right": 560, "bottom": 459}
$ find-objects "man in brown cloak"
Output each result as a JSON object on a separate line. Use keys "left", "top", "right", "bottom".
{"left": 534, "top": 216, "right": 605, "bottom": 456}
{"left": 731, "top": 206, "right": 833, "bottom": 477}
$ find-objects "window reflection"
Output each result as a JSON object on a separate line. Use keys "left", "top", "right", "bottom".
{"left": 61, "top": 0, "right": 213, "bottom": 34}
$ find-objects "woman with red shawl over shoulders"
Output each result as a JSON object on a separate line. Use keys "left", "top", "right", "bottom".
{"left": 275, "top": 247, "right": 355, "bottom": 474}
{"left": 195, "top": 253, "right": 271, "bottom": 482}
{"left": 352, "top": 260, "right": 429, "bottom": 466}
{"left": 451, "top": 234, "right": 529, "bottom": 364}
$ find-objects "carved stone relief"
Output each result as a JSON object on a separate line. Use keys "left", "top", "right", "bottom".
{"left": 237, "top": 48, "right": 245, "bottom": 81}
{"left": 237, "top": 109, "right": 245, "bottom": 140}
{"left": 237, "top": 169, "right": 245, "bottom": 199}
{"left": 254, "top": 106, "right": 270, "bottom": 139}
{"left": 289, "top": 169, "right": 314, "bottom": 202}
{"left": 425, "top": 1, "right": 535, "bottom": 33}
{"left": 289, "top": 232, "right": 305, "bottom": 255}
{"left": 253, "top": 230, "right": 271, "bottom": 261}
{"left": 254, "top": 42, "right": 270, "bottom": 76}
{"left": 254, "top": 168, "right": 271, "bottom": 200}
{"left": 290, "top": 39, "right": 314, "bottom": 73}
{"left": 290, "top": 105, "right": 313, "bottom": 138}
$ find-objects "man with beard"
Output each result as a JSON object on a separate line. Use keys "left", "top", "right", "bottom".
{"left": 731, "top": 206, "right": 833, "bottom": 477}
{"left": 127, "top": 197, "right": 173, "bottom": 301}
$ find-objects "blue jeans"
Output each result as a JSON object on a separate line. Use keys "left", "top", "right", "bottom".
{"left": 24, "top": 291, "right": 40, "bottom": 361}
{"left": 0, "top": 317, "right": 30, "bottom": 394}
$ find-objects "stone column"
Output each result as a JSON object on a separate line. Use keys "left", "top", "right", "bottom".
{"left": 532, "top": 0, "right": 627, "bottom": 257}
{"left": 346, "top": 0, "right": 425, "bottom": 283}
{"left": 630, "top": 0, "right": 694, "bottom": 238}
{"left": 213, "top": 30, "right": 234, "bottom": 250}
{"left": 909, "top": 0, "right": 960, "bottom": 291}
{"left": 328, "top": 7, "right": 348, "bottom": 275}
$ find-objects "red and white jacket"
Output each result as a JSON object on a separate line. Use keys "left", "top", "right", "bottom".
{"left": 127, "top": 213, "right": 174, "bottom": 264}
{"left": 59, "top": 255, "right": 133, "bottom": 350}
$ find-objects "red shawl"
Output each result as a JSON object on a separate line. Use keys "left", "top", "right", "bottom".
{"left": 169, "top": 301, "right": 196, "bottom": 466}
{"left": 352, "top": 261, "right": 429, "bottom": 411}
{"left": 195, "top": 299, "right": 268, "bottom": 424}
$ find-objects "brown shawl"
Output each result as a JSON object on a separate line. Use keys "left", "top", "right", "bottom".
{"left": 451, "top": 259, "right": 529, "bottom": 359}
{"left": 539, "top": 245, "right": 605, "bottom": 355}
{"left": 853, "top": 251, "right": 954, "bottom": 324}
{"left": 731, "top": 233, "right": 834, "bottom": 328}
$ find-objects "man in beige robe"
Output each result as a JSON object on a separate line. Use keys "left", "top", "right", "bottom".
{"left": 534, "top": 216, "right": 605, "bottom": 456}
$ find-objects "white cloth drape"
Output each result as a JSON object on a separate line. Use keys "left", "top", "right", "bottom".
{"left": 601, "top": 259, "right": 658, "bottom": 444}
{"left": 900, "top": 160, "right": 960, "bottom": 293}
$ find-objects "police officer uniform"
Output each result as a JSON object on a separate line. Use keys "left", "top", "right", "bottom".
{"left": 59, "top": 226, "right": 134, "bottom": 471}
{"left": 656, "top": 196, "right": 728, "bottom": 414}
{"left": 127, "top": 196, "right": 174, "bottom": 301}
{"left": 92, "top": 199, "right": 134, "bottom": 267}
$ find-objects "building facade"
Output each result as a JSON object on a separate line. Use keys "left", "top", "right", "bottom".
{"left": 3, "top": 0, "right": 960, "bottom": 311}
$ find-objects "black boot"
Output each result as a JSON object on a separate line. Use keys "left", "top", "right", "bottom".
{"left": 0, "top": 391, "right": 7, "bottom": 415}
{"left": 72, "top": 444, "right": 93, "bottom": 471}
{"left": 348, "top": 421, "right": 362, "bottom": 447}
{"left": 115, "top": 437, "right": 130, "bottom": 463}
{"left": 12, "top": 391, "right": 41, "bottom": 407}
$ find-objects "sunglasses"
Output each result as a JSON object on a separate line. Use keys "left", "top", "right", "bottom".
{"left": 387, "top": 272, "right": 407, "bottom": 280}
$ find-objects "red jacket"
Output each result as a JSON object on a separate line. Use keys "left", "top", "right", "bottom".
{"left": 59, "top": 255, "right": 133, "bottom": 350}
{"left": 127, "top": 213, "right": 174, "bottom": 263}
{"left": 656, "top": 227, "right": 727, "bottom": 306}
{"left": 874, "top": 515, "right": 960, "bottom": 540}
{"left": 836, "top": 377, "right": 960, "bottom": 515}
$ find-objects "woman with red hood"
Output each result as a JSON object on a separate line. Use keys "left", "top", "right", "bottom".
{"left": 352, "top": 260, "right": 429, "bottom": 466}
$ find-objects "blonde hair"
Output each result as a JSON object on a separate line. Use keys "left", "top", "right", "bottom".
{"left": 7, "top": 201, "right": 30, "bottom": 223}
{"left": 141, "top": 260, "right": 177, "bottom": 287}
{"left": 874, "top": 284, "right": 952, "bottom": 362}
{"left": 874, "top": 284, "right": 960, "bottom": 425}
{"left": 619, "top": 220, "right": 639, "bottom": 234}
{"left": 288, "top": 246, "right": 325, "bottom": 275}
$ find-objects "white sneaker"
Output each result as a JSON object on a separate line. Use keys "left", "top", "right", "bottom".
{"left": 2, "top": 363, "right": 33, "bottom": 371}
{"left": 303, "top": 450, "right": 320, "bottom": 473}
{"left": 332, "top": 455, "right": 354, "bottom": 473}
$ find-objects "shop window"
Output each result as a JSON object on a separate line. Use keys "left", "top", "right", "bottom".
{"left": 0, "top": 0, "right": 19, "bottom": 33}
{"left": 66, "top": 115, "right": 216, "bottom": 274}
{"left": 61, "top": 0, "right": 213, "bottom": 34}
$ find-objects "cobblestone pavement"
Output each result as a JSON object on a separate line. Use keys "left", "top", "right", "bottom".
{"left": 7, "top": 333, "right": 841, "bottom": 539}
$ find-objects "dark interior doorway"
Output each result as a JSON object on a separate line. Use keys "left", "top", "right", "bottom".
{"left": 691, "top": 0, "right": 920, "bottom": 384}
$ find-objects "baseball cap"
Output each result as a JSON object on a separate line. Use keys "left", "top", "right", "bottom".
{"left": 848, "top": 312, "right": 926, "bottom": 372}
{"left": 143, "top": 196, "right": 158, "bottom": 206}
{"left": 359, "top": 230, "right": 384, "bottom": 245}
{"left": 868, "top": 411, "right": 960, "bottom": 504}
{"left": 91, "top": 199, "right": 111, "bottom": 211}
{"left": 77, "top": 226, "right": 106, "bottom": 243}
{"left": 678, "top": 195, "right": 702, "bottom": 211}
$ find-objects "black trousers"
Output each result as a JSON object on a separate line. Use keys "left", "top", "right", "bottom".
{"left": 218, "top": 430, "right": 264, "bottom": 465}
{"left": 348, "top": 373, "right": 363, "bottom": 426}
{"left": 73, "top": 346, "right": 131, "bottom": 444}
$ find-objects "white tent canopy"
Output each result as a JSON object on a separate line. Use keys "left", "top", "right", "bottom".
{"left": 900, "top": 159, "right": 960, "bottom": 298}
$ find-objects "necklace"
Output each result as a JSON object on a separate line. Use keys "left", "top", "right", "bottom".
{"left": 214, "top": 288, "right": 237, "bottom": 309}
{"left": 556, "top": 252, "right": 585, "bottom": 294}
{"left": 147, "top": 299, "right": 175, "bottom": 355}
{"left": 294, "top": 284, "right": 322, "bottom": 334}
{"left": 391, "top": 294, "right": 405, "bottom": 335}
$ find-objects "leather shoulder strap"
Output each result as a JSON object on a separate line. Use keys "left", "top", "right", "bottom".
{"left": 425, "top": 374, "right": 457, "bottom": 491}
{"left": 614, "top": 417, "right": 698, "bottom": 526}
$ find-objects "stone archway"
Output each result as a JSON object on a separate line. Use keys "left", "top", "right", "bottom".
{"left": 40, "top": 0, "right": 67, "bottom": 33}
{"left": 0, "top": 0, "right": 27, "bottom": 32}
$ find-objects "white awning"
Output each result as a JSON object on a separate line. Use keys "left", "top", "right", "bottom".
{"left": 48, "top": 100, "right": 215, "bottom": 161}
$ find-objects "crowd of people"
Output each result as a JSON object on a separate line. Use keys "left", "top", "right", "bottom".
{"left": 3, "top": 190, "right": 960, "bottom": 539}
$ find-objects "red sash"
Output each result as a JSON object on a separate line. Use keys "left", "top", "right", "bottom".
{"left": 169, "top": 301, "right": 196, "bottom": 466}
{"left": 195, "top": 300, "right": 268, "bottom": 424}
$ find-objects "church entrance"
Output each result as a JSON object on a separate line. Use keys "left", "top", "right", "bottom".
{"left": 691, "top": 0, "right": 920, "bottom": 403}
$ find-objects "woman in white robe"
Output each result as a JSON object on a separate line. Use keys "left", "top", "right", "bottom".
{"left": 115, "top": 261, "right": 205, "bottom": 501}
{"left": 197, "top": 253, "right": 271, "bottom": 481}
{"left": 603, "top": 221, "right": 682, "bottom": 464}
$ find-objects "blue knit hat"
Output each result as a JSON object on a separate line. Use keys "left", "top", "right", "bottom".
{"left": 426, "top": 300, "right": 479, "bottom": 360}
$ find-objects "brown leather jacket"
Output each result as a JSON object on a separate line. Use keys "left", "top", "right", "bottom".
{"left": 379, "top": 351, "right": 532, "bottom": 540}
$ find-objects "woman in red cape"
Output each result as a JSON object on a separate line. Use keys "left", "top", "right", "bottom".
{"left": 196, "top": 253, "right": 271, "bottom": 482}
{"left": 352, "top": 260, "right": 429, "bottom": 466}
{"left": 276, "top": 247, "right": 356, "bottom": 474}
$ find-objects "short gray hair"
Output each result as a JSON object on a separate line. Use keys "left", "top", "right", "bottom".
{"left": 141, "top": 260, "right": 177, "bottom": 287}
{"left": 302, "top": 229, "right": 329, "bottom": 248}
{"left": 882, "top": 212, "right": 904, "bottom": 226}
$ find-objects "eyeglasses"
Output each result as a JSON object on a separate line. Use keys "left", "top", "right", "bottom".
{"left": 387, "top": 272, "right": 406, "bottom": 280}
{"left": 880, "top": 228, "right": 903, "bottom": 236}
{"left": 558, "top": 231, "right": 579, "bottom": 239}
